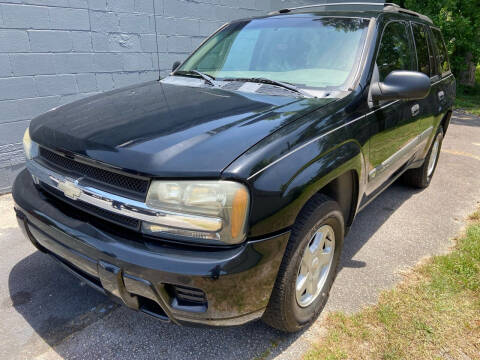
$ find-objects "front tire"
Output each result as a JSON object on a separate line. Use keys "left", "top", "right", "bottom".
{"left": 262, "top": 194, "right": 344, "bottom": 332}
{"left": 402, "top": 127, "right": 444, "bottom": 188}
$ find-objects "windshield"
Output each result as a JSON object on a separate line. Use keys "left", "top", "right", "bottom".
{"left": 177, "top": 16, "right": 370, "bottom": 90}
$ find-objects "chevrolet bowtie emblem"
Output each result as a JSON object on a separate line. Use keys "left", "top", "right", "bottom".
{"left": 56, "top": 178, "right": 82, "bottom": 200}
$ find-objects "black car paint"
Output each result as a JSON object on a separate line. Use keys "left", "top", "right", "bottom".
{"left": 14, "top": 10, "right": 456, "bottom": 326}
{"left": 226, "top": 13, "right": 455, "bottom": 238}
{"left": 29, "top": 81, "right": 334, "bottom": 178}
{"left": 14, "top": 170, "right": 290, "bottom": 324}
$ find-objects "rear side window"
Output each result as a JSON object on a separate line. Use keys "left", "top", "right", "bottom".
{"left": 431, "top": 28, "right": 450, "bottom": 75}
{"left": 412, "top": 23, "right": 431, "bottom": 77}
{"left": 377, "top": 21, "right": 414, "bottom": 81}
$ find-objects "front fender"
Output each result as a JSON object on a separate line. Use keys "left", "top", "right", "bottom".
{"left": 241, "top": 139, "right": 364, "bottom": 238}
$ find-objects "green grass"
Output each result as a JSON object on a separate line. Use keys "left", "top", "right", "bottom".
{"left": 304, "top": 208, "right": 480, "bottom": 360}
{"left": 454, "top": 65, "right": 480, "bottom": 116}
{"left": 455, "top": 64, "right": 480, "bottom": 117}
{"left": 455, "top": 86, "right": 480, "bottom": 116}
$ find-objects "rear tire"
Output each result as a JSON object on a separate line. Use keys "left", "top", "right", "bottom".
{"left": 402, "top": 127, "right": 444, "bottom": 189}
{"left": 262, "top": 194, "right": 344, "bottom": 332}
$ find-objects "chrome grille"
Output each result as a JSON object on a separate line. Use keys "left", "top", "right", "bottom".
{"left": 40, "top": 183, "right": 141, "bottom": 230}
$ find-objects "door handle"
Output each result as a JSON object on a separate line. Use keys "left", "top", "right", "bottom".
{"left": 438, "top": 90, "right": 445, "bottom": 101}
{"left": 411, "top": 104, "right": 420, "bottom": 117}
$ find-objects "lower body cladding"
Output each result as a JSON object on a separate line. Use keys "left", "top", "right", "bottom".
{"left": 13, "top": 169, "right": 290, "bottom": 327}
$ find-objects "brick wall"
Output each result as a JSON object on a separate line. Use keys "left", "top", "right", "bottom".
{"left": 0, "top": 0, "right": 318, "bottom": 193}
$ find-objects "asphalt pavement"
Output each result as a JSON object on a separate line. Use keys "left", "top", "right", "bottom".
{"left": 1, "top": 111, "right": 480, "bottom": 360}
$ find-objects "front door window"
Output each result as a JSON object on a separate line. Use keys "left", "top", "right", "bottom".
{"left": 376, "top": 21, "right": 414, "bottom": 80}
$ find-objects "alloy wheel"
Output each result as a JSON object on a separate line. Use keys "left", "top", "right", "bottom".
{"left": 295, "top": 225, "right": 335, "bottom": 307}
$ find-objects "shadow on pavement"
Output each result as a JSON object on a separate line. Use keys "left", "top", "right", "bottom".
{"left": 339, "top": 182, "right": 421, "bottom": 272}
{"left": 7, "top": 251, "right": 116, "bottom": 349}
{"left": 449, "top": 112, "right": 480, "bottom": 128}
{"left": 8, "top": 182, "right": 417, "bottom": 359}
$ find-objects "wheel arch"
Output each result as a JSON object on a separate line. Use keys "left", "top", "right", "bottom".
{"left": 314, "top": 169, "right": 359, "bottom": 228}
{"left": 440, "top": 109, "right": 453, "bottom": 135}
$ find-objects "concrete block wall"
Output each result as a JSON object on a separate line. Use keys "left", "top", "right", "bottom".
{"left": 0, "top": 0, "right": 318, "bottom": 193}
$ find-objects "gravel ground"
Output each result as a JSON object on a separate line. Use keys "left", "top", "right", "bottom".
{"left": 1, "top": 111, "right": 480, "bottom": 360}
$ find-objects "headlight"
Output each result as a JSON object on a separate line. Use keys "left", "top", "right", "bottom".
{"left": 23, "top": 127, "right": 39, "bottom": 160}
{"left": 142, "top": 180, "right": 250, "bottom": 245}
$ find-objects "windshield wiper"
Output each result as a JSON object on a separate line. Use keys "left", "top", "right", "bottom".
{"left": 222, "top": 77, "right": 315, "bottom": 98}
{"left": 174, "top": 70, "right": 216, "bottom": 86}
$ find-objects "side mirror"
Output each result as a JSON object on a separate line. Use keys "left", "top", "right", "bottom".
{"left": 172, "top": 61, "right": 181, "bottom": 73}
{"left": 371, "top": 71, "right": 431, "bottom": 101}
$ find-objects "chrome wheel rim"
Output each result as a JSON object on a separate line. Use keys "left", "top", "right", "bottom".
{"left": 295, "top": 225, "right": 335, "bottom": 308}
{"left": 427, "top": 136, "right": 441, "bottom": 177}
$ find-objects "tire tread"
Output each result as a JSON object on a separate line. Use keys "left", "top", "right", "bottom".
{"left": 262, "top": 194, "right": 343, "bottom": 332}
{"left": 402, "top": 128, "right": 444, "bottom": 188}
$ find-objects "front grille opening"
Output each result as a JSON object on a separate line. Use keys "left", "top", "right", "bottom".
{"left": 167, "top": 284, "right": 207, "bottom": 307}
{"left": 39, "top": 147, "right": 149, "bottom": 200}
{"left": 138, "top": 296, "right": 169, "bottom": 321}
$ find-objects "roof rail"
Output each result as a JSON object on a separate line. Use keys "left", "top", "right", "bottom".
{"left": 268, "top": 2, "right": 396, "bottom": 15}
{"left": 268, "top": 2, "right": 433, "bottom": 24}
{"left": 383, "top": 4, "right": 433, "bottom": 23}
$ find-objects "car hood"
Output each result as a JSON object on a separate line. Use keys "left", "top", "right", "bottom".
{"left": 30, "top": 80, "right": 335, "bottom": 177}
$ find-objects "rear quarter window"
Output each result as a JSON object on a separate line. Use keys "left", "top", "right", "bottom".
{"left": 430, "top": 27, "right": 450, "bottom": 76}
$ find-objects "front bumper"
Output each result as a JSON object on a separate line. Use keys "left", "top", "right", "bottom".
{"left": 13, "top": 169, "right": 290, "bottom": 326}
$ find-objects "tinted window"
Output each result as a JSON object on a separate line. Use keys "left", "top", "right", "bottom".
{"left": 412, "top": 23, "right": 431, "bottom": 76}
{"left": 431, "top": 28, "right": 450, "bottom": 75}
{"left": 179, "top": 17, "right": 370, "bottom": 89}
{"left": 376, "top": 21, "right": 414, "bottom": 81}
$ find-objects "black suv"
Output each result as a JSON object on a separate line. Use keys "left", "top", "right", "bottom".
{"left": 13, "top": 2, "right": 455, "bottom": 332}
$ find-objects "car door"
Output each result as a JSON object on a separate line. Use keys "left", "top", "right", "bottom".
{"left": 366, "top": 20, "right": 418, "bottom": 195}
{"left": 429, "top": 26, "right": 455, "bottom": 125}
{"left": 408, "top": 22, "right": 438, "bottom": 157}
